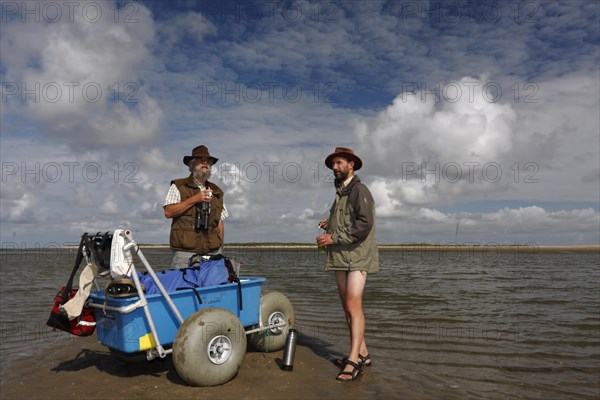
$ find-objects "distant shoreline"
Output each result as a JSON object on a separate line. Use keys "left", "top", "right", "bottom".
{"left": 234, "top": 244, "right": 599, "bottom": 253}
{"left": 35, "top": 243, "right": 600, "bottom": 253}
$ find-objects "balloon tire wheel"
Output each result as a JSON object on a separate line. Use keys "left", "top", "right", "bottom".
{"left": 248, "top": 291, "right": 295, "bottom": 352}
{"left": 173, "top": 308, "right": 247, "bottom": 387}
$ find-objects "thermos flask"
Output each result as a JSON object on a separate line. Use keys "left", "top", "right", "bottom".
{"left": 281, "top": 328, "right": 298, "bottom": 371}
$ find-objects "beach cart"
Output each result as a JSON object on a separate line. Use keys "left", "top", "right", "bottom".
{"left": 84, "top": 230, "right": 295, "bottom": 387}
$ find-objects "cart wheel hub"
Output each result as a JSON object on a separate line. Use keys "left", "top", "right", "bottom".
{"left": 267, "top": 311, "right": 285, "bottom": 335}
{"left": 207, "top": 335, "right": 232, "bottom": 365}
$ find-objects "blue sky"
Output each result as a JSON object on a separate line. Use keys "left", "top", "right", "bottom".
{"left": 1, "top": 0, "right": 599, "bottom": 247}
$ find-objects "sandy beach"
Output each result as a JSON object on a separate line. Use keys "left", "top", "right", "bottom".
{"left": 1, "top": 334, "right": 389, "bottom": 400}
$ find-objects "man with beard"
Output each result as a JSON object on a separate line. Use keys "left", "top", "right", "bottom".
{"left": 164, "top": 145, "right": 228, "bottom": 268}
{"left": 316, "top": 147, "right": 379, "bottom": 382}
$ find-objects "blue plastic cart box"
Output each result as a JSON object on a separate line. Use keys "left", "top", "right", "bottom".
{"left": 89, "top": 277, "right": 264, "bottom": 353}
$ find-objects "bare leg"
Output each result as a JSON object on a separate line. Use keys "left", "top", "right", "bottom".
{"left": 335, "top": 270, "right": 368, "bottom": 379}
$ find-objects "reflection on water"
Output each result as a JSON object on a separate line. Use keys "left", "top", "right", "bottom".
{"left": 1, "top": 247, "right": 598, "bottom": 398}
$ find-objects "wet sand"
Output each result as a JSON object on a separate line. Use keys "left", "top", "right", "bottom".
{"left": 1, "top": 334, "right": 384, "bottom": 400}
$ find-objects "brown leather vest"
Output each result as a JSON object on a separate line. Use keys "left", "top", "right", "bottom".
{"left": 169, "top": 176, "right": 224, "bottom": 253}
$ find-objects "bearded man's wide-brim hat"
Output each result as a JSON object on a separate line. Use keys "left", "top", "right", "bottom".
{"left": 183, "top": 145, "right": 219, "bottom": 166}
{"left": 324, "top": 147, "right": 363, "bottom": 171}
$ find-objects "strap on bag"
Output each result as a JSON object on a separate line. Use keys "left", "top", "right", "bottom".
{"left": 224, "top": 257, "right": 243, "bottom": 310}
{"left": 179, "top": 268, "right": 203, "bottom": 305}
{"left": 60, "top": 233, "right": 89, "bottom": 303}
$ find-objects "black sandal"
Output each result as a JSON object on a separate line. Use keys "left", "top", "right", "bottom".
{"left": 334, "top": 353, "right": 372, "bottom": 368}
{"left": 358, "top": 353, "right": 372, "bottom": 367}
{"left": 336, "top": 359, "right": 363, "bottom": 382}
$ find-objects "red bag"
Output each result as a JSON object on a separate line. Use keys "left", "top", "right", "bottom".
{"left": 46, "top": 287, "right": 96, "bottom": 337}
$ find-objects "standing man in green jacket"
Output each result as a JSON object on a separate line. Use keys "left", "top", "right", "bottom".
{"left": 316, "top": 147, "right": 379, "bottom": 382}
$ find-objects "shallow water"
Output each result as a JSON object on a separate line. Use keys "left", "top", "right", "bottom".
{"left": 1, "top": 247, "right": 598, "bottom": 399}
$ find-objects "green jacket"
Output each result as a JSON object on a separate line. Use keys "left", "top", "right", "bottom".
{"left": 325, "top": 176, "right": 379, "bottom": 272}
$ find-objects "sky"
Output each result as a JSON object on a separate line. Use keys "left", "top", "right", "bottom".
{"left": 1, "top": 0, "right": 599, "bottom": 247}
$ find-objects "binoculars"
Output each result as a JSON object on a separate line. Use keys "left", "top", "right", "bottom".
{"left": 195, "top": 201, "right": 211, "bottom": 231}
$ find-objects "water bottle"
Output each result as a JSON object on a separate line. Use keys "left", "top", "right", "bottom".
{"left": 281, "top": 328, "right": 298, "bottom": 371}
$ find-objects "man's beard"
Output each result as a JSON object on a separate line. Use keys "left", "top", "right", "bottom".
{"left": 193, "top": 167, "right": 211, "bottom": 182}
{"left": 334, "top": 168, "right": 349, "bottom": 182}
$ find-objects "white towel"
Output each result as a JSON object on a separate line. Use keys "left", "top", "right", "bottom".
{"left": 60, "top": 262, "right": 98, "bottom": 320}
{"left": 110, "top": 229, "right": 134, "bottom": 278}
